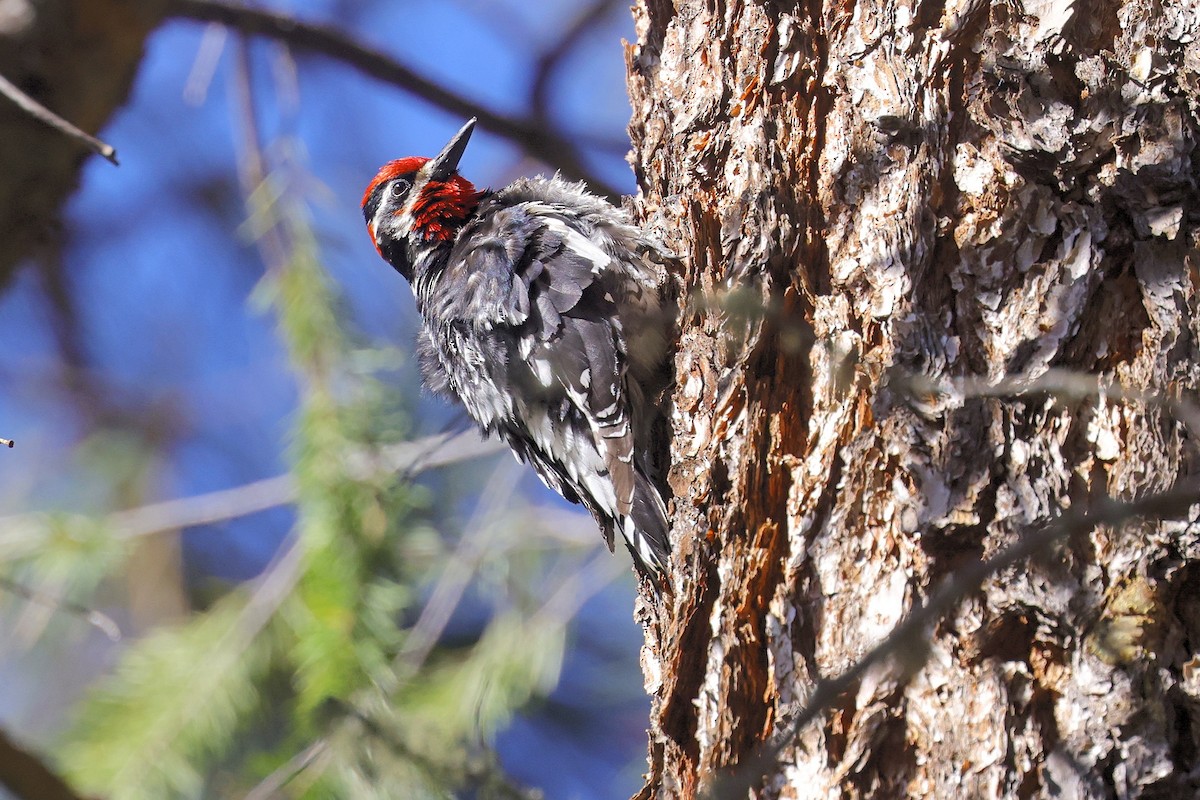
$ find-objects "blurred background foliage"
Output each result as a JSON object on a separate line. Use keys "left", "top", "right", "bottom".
{"left": 0, "top": 1, "right": 651, "bottom": 797}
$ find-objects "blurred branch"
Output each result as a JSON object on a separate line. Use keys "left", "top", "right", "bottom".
{"left": 0, "top": 431, "right": 503, "bottom": 546}
{"left": 0, "top": 727, "right": 93, "bottom": 800}
{"left": 37, "top": 247, "right": 101, "bottom": 430}
{"left": 531, "top": 543, "right": 626, "bottom": 628}
{"left": 0, "top": 575, "right": 121, "bottom": 641}
{"left": 706, "top": 477, "right": 1200, "bottom": 798}
{"left": 107, "top": 431, "right": 504, "bottom": 539}
{"left": 113, "top": 473, "right": 289, "bottom": 539}
{"left": 231, "top": 535, "right": 302, "bottom": 644}
{"left": 168, "top": 0, "right": 624, "bottom": 199}
{"left": 530, "top": 0, "right": 619, "bottom": 125}
{"left": 897, "top": 367, "right": 1200, "bottom": 438}
{"left": 229, "top": 33, "right": 289, "bottom": 272}
{"left": 0, "top": 438, "right": 12, "bottom": 448}
{"left": 242, "top": 737, "right": 330, "bottom": 800}
{"left": 248, "top": 529, "right": 623, "bottom": 800}
{"left": 0, "top": 73, "right": 118, "bottom": 165}
{"left": 390, "top": 462, "right": 524, "bottom": 677}
{"left": 447, "top": 0, "right": 630, "bottom": 155}
{"left": 183, "top": 23, "right": 228, "bottom": 105}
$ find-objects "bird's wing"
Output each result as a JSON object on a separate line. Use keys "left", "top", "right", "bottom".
{"left": 448, "top": 204, "right": 637, "bottom": 519}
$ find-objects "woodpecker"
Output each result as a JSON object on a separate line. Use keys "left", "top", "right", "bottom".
{"left": 362, "top": 118, "right": 674, "bottom": 577}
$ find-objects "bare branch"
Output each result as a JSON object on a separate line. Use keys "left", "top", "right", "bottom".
{"left": 183, "top": 23, "right": 228, "bottom": 105}
{"left": 108, "top": 430, "right": 503, "bottom": 539}
{"left": 0, "top": 72, "right": 118, "bottom": 165}
{"left": 707, "top": 478, "right": 1200, "bottom": 798}
{"left": 242, "top": 737, "right": 330, "bottom": 800}
{"left": 0, "top": 431, "right": 503, "bottom": 549}
{"left": 390, "top": 461, "right": 524, "bottom": 677}
{"left": 167, "top": 0, "right": 624, "bottom": 199}
{"left": 530, "top": 0, "right": 620, "bottom": 125}
{"left": 0, "top": 575, "right": 121, "bottom": 641}
{"left": 0, "top": 438, "right": 12, "bottom": 448}
{"left": 112, "top": 473, "right": 292, "bottom": 540}
{"left": 228, "top": 32, "right": 291, "bottom": 277}
{"left": 529, "top": 545, "right": 625, "bottom": 628}
{"left": 229, "top": 535, "right": 302, "bottom": 643}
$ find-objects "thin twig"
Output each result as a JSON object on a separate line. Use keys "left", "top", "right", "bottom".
{"left": 389, "top": 461, "right": 524, "bottom": 679}
{"left": 704, "top": 478, "right": 1200, "bottom": 798}
{"left": 229, "top": 32, "right": 290, "bottom": 274}
{"left": 111, "top": 473, "right": 293, "bottom": 540}
{"left": 183, "top": 22, "right": 228, "bottom": 105}
{"left": 168, "top": 0, "right": 623, "bottom": 198}
{"left": 242, "top": 737, "right": 331, "bottom": 800}
{"left": 0, "top": 431, "right": 503, "bottom": 548}
{"left": 898, "top": 367, "right": 1200, "bottom": 437}
{"left": 0, "top": 575, "right": 121, "bottom": 641}
{"left": 0, "top": 72, "right": 118, "bottom": 164}
{"left": 107, "top": 430, "right": 502, "bottom": 539}
{"left": 529, "top": 545, "right": 625, "bottom": 629}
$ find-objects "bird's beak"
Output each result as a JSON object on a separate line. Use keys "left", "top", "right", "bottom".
{"left": 427, "top": 118, "right": 476, "bottom": 182}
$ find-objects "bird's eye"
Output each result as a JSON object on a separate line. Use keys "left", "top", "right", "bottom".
{"left": 390, "top": 180, "right": 410, "bottom": 197}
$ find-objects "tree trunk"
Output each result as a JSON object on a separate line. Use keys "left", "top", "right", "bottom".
{"left": 627, "top": 1, "right": 1200, "bottom": 797}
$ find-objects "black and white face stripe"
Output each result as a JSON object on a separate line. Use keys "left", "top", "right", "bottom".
{"left": 363, "top": 172, "right": 423, "bottom": 280}
{"left": 364, "top": 175, "right": 418, "bottom": 243}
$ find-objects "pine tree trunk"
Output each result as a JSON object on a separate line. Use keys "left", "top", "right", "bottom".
{"left": 627, "top": 1, "right": 1200, "bottom": 797}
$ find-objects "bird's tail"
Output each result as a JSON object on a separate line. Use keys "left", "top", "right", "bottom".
{"left": 621, "top": 470, "right": 671, "bottom": 577}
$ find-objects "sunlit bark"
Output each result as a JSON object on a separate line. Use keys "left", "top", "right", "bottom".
{"left": 629, "top": 1, "right": 1200, "bottom": 796}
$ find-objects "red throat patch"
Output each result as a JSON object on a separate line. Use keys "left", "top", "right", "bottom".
{"left": 410, "top": 177, "right": 482, "bottom": 241}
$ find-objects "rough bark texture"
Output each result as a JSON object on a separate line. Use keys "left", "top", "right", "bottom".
{"left": 0, "top": 0, "right": 167, "bottom": 287}
{"left": 627, "top": 1, "right": 1200, "bottom": 797}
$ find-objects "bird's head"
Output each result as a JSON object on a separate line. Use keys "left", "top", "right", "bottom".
{"left": 362, "top": 118, "right": 483, "bottom": 280}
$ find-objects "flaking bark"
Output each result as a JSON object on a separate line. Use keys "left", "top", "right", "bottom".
{"left": 627, "top": 1, "right": 1200, "bottom": 797}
